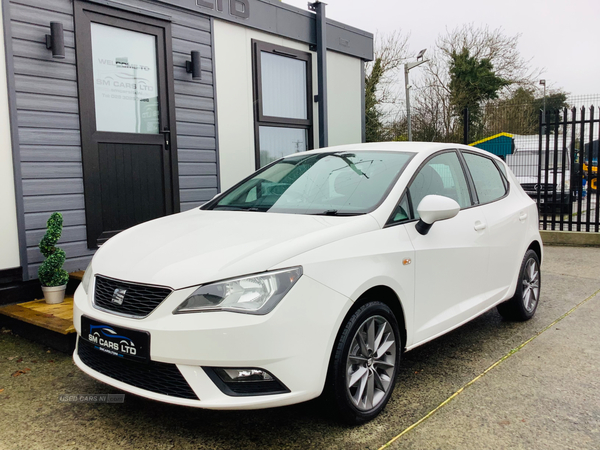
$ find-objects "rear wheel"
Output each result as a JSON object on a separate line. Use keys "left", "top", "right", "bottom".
{"left": 497, "top": 249, "right": 541, "bottom": 321}
{"left": 327, "top": 301, "right": 400, "bottom": 424}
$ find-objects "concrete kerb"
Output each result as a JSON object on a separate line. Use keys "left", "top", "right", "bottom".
{"left": 540, "top": 230, "right": 600, "bottom": 247}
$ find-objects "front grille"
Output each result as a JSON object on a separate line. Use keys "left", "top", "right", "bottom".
{"left": 77, "top": 338, "right": 198, "bottom": 400}
{"left": 93, "top": 276, "right": 172, "bottom": 318}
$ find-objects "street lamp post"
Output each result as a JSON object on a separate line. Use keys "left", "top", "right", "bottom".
{"left": 405, "top": 49, "right": 428, "bottom": 141}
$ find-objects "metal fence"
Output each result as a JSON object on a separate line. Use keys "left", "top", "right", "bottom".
{"left": 461, "top": 96, "right": 600, "bottom": 233}
{"left": 535, "top": 106, "right": 599, "bottom": 232}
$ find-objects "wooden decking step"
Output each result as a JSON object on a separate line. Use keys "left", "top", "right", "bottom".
{"left": 70, "top": 271, "right": 85, "bottom": 281}
{"left": 0, "top": 297, "right": 75, "bottom": 335}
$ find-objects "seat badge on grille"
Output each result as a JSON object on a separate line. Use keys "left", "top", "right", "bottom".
{"left": 111, "top": 288, "right": 127, "bottom": 305}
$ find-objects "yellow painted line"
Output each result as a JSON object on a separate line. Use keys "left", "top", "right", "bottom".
{"left": 378, "top": 287, "right": 600, "bottom": 450}
{"left": 469, "top": 132, "right": 514, "bottom": 146}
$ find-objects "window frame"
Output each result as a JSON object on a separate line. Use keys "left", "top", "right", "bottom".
{"left": 252, "top": 40, "right": 314, "bottom": 170}
{"left": 385, "top": 149, "right": 476, "bottom": 227}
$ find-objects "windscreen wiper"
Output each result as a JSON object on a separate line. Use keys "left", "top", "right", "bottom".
{"left": 332, "top": 153, "right": 369, "bottom": 179}
{"left": 311, "top": 210, "right": 362, "bottom": 216}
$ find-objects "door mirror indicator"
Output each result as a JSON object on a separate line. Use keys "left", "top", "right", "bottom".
{"left": 416, "top": 195, "right": 460, "bottom": 235}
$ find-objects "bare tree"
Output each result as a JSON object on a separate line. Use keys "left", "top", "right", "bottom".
{"left": 411, "top": 24, "right": 542, "bottom": 142}
{"left": 365, "top": 31, "right": 411, "bottom": 140}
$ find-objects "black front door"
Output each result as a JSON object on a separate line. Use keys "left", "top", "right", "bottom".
{"left": 75, "top": 1, "right": 178, "bottom": 248}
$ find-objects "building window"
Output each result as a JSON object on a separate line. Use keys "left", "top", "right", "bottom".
{"left": 252, "top": 40, "right": 313, "bottom": 168}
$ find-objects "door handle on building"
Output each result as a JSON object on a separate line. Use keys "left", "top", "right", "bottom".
{"left": 161, "top": 129, "right": 171, "bottom": 150}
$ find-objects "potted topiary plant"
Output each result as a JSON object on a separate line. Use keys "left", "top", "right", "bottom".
{"left": 38, "top": 212, "right": 70, "bottom": 304}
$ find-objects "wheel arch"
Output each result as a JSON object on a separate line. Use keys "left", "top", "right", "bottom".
{"left": 527, "top": 239, "right": 543, "bottom": 265}
{"left": 335, "top": 285, "right": 407, "bottom": 353}
{"left": 323, "top": 284, "right": 407, "bottom": 400}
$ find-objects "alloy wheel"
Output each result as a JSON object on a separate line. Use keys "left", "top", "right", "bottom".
{"left": 522, "top": 258, "right": 540, "bottom": 313}
{"left": 345, "top": 315, "right": 397, "bottom": 411}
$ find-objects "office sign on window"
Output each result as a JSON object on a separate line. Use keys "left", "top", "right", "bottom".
{"left": 91, "top": 23, "right": 160, "bottom": 134}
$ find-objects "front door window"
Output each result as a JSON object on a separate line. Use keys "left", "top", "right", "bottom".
{"left": 91, "top": 23, "right": 160, "bottom": 134}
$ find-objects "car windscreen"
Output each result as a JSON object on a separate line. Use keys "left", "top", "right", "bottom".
{"left": 206, "top": 151, "right": 413, "bottom": 215}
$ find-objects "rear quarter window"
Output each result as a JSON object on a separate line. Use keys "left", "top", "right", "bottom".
{"left": 463, "top": 152, "right": 507, "bottom": 204}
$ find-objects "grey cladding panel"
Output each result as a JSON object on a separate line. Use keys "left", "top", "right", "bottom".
{"left": 19, "top": 146, "right": 82, "bottom": 162}
{"left": 11, "top": 0, "right": 73, "bottom": 15}
{"left": 11, "top": 22, "right": 75, "bottom": 48}
{"left": 10, "top": 3, "right": 74, "bottom": 31}
{"left": 25, "top": 210, "right": 87, "bottom": 229}
{"left": 21, "top": 162, "right": 83, "bottom": 179}
{"left": 176, "top": 122, "right": 215, "bottom": 137}
{"left": 174, "top": 80, "right": 214, "bottom": 98}
{"left": 15, "top": 75, "right": 78, "bottom": 98}
{"left": 22, "top": 178, "right": 84, "bottom": 196}
{"left": 179, "top": 175, "right": 218, "bottom": 189}
{"left": 26, "top": 225, "right": 87, "bottom": 246}
{"left": 13, "top": 56, "right": 77, "bottom": 81}
{"left": 176, "top": 108, "right": 215, "bottom": 124}
{"left": 179, "top": 187, "right": 217, "bottom": 202}
{"left": 173, "top": 94, "right": 214, "bottom": 111}
{"left": 177, "top": 135, "right": 216, "bottom": 150}
{"left": 172, "top": 39, "right": 212, "bottom": 58}
{"left": 16, "top": 92, "right": 79, "bottom": 114}
{"left": 178, "top": 149, "right": 217, "bottom": 163}
{"left": 18, "top": 128, "right": 81, "bottom": 146}
{"left": 10, "top": 0, "right": 217, "bottom": 279}
{"left": 12, "top": 38, "right": 77, "bottom": 63}
{"left": 167, "top": 8, "right": 210, "bottom": 31}
{"left": 178, "top": 162, "right": 217, "bottom": 176}
{"left": 27, "top": 240, "right": 95, "bottom": 264}
{"left": 171, "top": 24, "right": 211, "bottom": 46}
{"left": 174, "top": 65, "right": 213, "bottom": 84}
{"left": 18, "top": 111, "right": 80, "bottom": 129}
{"left": 23, "top": 194, "right": 85, "bottom": 213}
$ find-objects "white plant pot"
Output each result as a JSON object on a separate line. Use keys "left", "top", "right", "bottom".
{"left": 42, "top": 285, "right": 67, "bottom": 304}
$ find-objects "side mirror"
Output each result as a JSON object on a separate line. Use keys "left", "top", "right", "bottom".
{"left": 415, "top": 195, "right": 460, "bottom": 235}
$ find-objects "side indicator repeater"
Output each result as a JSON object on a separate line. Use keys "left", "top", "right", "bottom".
{"left": 403, "top": 258, "right": 412, "bottom": 266}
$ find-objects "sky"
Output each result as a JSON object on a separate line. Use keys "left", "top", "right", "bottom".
{"left": 283, "top": 0, "right": 600, "bottom": 98}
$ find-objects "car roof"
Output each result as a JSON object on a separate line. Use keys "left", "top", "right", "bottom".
{"left": 300, "top": 141, "right": 479, "bottom": 155}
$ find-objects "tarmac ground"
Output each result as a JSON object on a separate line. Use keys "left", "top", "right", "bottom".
{"left": 0, "top": 245, "right": 599, "bottom": 450}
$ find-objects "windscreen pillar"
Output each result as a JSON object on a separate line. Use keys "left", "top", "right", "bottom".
{"left": 309, "top": 1, "right": 328, "bottom": 148}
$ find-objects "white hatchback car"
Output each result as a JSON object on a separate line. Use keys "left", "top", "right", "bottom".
{"left": 73, "top": 142, "right": 542, "bottom": 423}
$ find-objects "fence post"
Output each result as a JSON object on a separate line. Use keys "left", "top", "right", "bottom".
{"left": 537, "top": 109, "right": 542, "bottom": 212}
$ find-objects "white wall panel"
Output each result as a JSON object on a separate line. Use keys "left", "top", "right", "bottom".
{"left": 0, "top": 5, "right": 21, "bottom": 270}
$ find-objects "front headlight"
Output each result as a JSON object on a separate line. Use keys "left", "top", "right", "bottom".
{"left": 81, "top": 261, "right": 94, "bottom": 295}
{"left": 174, "top": 267, "right": 302, "bottom": 315}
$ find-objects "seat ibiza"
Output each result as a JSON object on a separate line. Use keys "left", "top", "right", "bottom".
{"left": 73, "top": 142, "right": 542, "bottom": 423}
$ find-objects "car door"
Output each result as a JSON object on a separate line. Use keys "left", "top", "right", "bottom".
{"left": 461, "top": 151, "right": 529, "bottom": 302}
{"left": 391, "top": 150, "right": 490, "bottom": 345}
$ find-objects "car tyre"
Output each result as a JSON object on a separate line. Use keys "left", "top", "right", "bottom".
{"left": 497, "top": 249, "right": 541, "bottom": 321}
{"left": 327, "top": 301, "right": 401, "bottom": 424}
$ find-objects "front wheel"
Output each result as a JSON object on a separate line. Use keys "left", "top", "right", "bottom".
{"left": 497, "top": 249, "right": 541, "bottom": 321}
{"left": 327, "top": 301, "right": 401, "bottom": 424}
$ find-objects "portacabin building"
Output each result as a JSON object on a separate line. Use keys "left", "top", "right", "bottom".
{"left": 0, "top": 0, "right": 373, "bottom": 300}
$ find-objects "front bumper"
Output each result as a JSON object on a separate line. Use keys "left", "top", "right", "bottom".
{"left": 73, "top": 274, "right": 352, "bottom": 410}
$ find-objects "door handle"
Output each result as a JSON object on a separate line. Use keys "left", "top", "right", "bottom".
{"left": 161, "top": 129, "right": 171, "bottom": 150}
{"left": 519, "top": 212, "right": 528, "bottom": 222}
{"left": 474, "top": 221, "right": 487, "bottom": 231}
